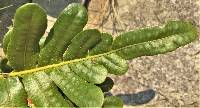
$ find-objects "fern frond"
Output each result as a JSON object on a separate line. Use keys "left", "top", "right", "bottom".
{"left": 0, "top": 2, "right": 197, "bottom": 108}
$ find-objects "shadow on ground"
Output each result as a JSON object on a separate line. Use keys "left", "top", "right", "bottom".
{"left": 106, "top": 89, "right": 156, "bottom": 106}
{"left": 118, "top": 89, "right": 156, "bottom": 106}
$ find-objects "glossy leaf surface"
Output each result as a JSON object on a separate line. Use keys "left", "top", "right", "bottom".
{"left": 49, "top": 65, "right": 104, "bottom": 107}
{"left": 0, "top": 2, "right": 197, "bottom": 107}
{"left": 103, "top": 96, "right": 123, "bottom": 108}
{"left": 7, "top": 3, "right": 47, "bottom": 70}
{"left": 39, "top": 3, "right": 88, "bottom": 66}
{"left": 113, "top": 21, "right": 197, "bottom": 59}
{"left": 63, "top": 29, "right": 101, "bottom": 60}
{"left": 0, "top": 77, "right": 27, "bottom": 107}
{"left": 3, "top": 28, "right": 12, "bottom": 55}
{"left": 23, "top": 73, "right": 71, "bottom": 107}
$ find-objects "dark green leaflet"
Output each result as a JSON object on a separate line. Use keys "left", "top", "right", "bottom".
{"left": 63, "top": 29, "right": 101, "bottom": 60}
{"left": 112, "top": 21, "right": 197, "bottom": 59}
{"left": 89, "top": 33, "right": 113, "bottom": 55}
{"left": 7, "top": 3, "right": 47, "bottom": 70}
{"left": 96, "top": 53, "right": 128, "bottom": 75}
{"left": 0, "top": 77, "right": 27, "bottom": 107}
{"left": 22, "top": 73, "right": 72, "bottom": 107}
{"left": 63, "top": 29, "right": 108, "bottom": 84}
{"left": 1, "top": 31, "right": 27, "bottom": 107}
{"left": 39, "top": 3, "right": 88, "bottom": 66}
{"left": 69, "top": 60, "right": 107, "bottom": 84}
{"left": 49, "top": 65, "right": 104, "bottom": 107}
{"left": 3, "top": 3, "right": 71, "bottom": 107}
{"left": 1, "top": 3, "right": 51, "bottom": 107}
{"left": 96, "top": 77, "right": 114, "bottom": 92}
{"left": 22, "top": 69, "right": 72, "bottom": 106}
{"left": 0, "top": 4, "right": 197, "bottom": 107}
{"left": 36, "top": 4, "right": 97, "bottom": 107}
{"left": 85, "top": 32, "right": 128, "bottom": 75}
{"left": 3, "top": 28, "right": 12, "bottom": 55}
{"left": 103, "top": 96, "right": 123, "bottom": 108}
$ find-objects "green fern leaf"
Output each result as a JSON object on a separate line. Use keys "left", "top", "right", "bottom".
{"left": 112, "top": 21, "right": 197, "bottom": 59}
{"left": 7, "top": 3, "right": 47, "bottom": 70}
{"left": 103, "top": 96, "right": 123, "bottom": 108}
{"left": 69, "top": 60, "right": 108, "bottom": 84}
{"left": 89, "top": 33, "right": 113, "bottom": 55}
{"left": 0, "top": 77, "right": 27, "bottom": 107}
{"left": 2, "top": 3, "right": 72, "bottom": 107}
{"left": 63, "top": 29, "right": 101, "bottom": 60}
{"left": 0, "top": 2, "right": 197, "bottom": 108}
{"left": 2, "top": 28, "right": 12, "bottom": 55}
{"left": 38, "top": 3, "right": 88, "bottom": 66}
{"left": 22, "top": 72, "right": 72, "bottom": 107}
{"left": 49, "top": 65, "right": 104, "bottom": 107}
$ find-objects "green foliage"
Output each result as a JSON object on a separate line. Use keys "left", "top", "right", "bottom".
{"left": 63, "top": 29, "right": 101, "bottom": 60}
{"left": 0, "top": 2, "right": 197, "bottom": 108}
{"left": 89, "top": 33, "right": 113, "bottom": 55}
{"left": 69, "top": 60, "right": 108, "bottom": 84}
{"left": 49, "top": 65, "right": 104, "bottom": 107}
{"left": 2, "top": 28, "right": 12, "bottom": 55}
{"left": 112, "top": 21, "right": 197, "bottom": 59}
{"left": 7, "top": 3, "right": 47, "bottom": 70}
{"left": 96, "top": 53, "right": 128, "bottom": 75}
{"left": 103, "top": 96, "right": 124, "bottom": 108}
{"left": 22, "top": 72, "right": 72, "bottom": 107}
{"left": 38, "top": 3, "right": 88, "bottom": 66}
{"left": 0, "top": 76, "right": 27, "bottom": 107}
